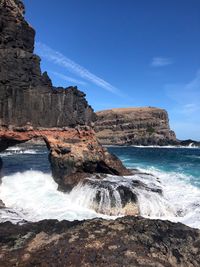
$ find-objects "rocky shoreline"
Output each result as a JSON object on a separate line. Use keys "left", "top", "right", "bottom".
{"left": 0, "top": 216, "right": 200, "bottom": 267}
{"left": 0, "top": 1, "right": 200, "bottom": 266}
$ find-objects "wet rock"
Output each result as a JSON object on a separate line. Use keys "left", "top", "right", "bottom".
{"left": 179, "top": 139, "right": 200, "bottom": 147}
{"left": 84, "top": 179, "right": 139, "bottom": 215}
{"left": 95, "top": 107, "right": 177, "bottom": 145}
{"left": 82, "top": 175, "right": 162, "bottom": 216}
{"left": 0, "top": 199, "right": 5, "bottom": 208}
{"left": 0, "top": 217, "right": 200, "bottom": 267}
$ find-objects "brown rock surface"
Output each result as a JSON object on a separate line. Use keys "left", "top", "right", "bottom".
{"left": 0, "top": 127, "right": 131, "bottom": 191}
{"left": 0, "top": 216, "right": 200, "bottom": 267}
{"left": 95, "top": 107, "right": 177, "bottom": 145}
{"left": 46, "top": 129, "right": 131, "bottom": 191}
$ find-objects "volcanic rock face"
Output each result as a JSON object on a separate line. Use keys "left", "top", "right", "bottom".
{"left": 0, "top": 217, "right": 200, "bottom": 267}
{"left": 95, "top": 107, "right": 177, "bottom": 145}
{"left": 0, "top": 0, "right": 95, "bottom": 127}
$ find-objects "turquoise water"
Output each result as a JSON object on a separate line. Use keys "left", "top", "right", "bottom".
{"left": 0, "top": 144, "right": 200, "bottom": 228}
{"left": 108, "top": 147, "right": 200, "bottom": 187}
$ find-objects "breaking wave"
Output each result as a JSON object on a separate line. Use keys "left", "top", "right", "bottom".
{"left": 1, "top": 168, "right": 200, "bottom": 229}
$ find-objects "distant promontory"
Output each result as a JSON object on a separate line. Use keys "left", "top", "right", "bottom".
{"left": 95, "top": 107, "right": 177, "bottom": 146}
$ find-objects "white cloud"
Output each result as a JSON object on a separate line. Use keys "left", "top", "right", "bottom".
{"left": 151, "top": 57, "right": 173, "bottom": 67}
{"left": 50, "top": 71, "right": 87, "bottom": 86}
{"left": 180, "top": 103, "right": 200, "bottom": 115}
{"left": 165, "top": 69, "right": 200, "bottom": 139}
{"left": 165, "top": 69, "right": 200, "bottom": 114}
{"left": 35, "top": 42, "right": 121, "bottom": 95}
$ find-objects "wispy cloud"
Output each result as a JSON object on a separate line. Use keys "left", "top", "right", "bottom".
{"left": 35, "top": 42, "right": 120, "bottom": 95}
{"left": 50, "top": 71, "right": 87, "bottom": 86}
{"left": 165, "top": 69, "right": 200, "bottom": 139}
{"left": 180, "top": 103, "right": 200, "bottom": 115}
{"left": 165, "top": 69, "right": 200, "bottom": 116}
{"left": 151, "top": 57, "right": 173, "bottom": 67}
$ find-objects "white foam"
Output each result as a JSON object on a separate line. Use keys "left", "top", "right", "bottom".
{"left": 0, "top": 149, "right": 38, "bottom": 157}
{"left": 135, "top": 167, "right": 200, "bottom": 229}
{"left": 131, "top": 145, "right": 199, "bottom": 149}
{"left": 7, "top": 146, "right": 22, "bottom": 151}
{"left": 1, "top": 168, "right": 200, "bottom": 229}
{"left": 0, "top": 171, "right": 116, "bottom": 223}
{"left": 105, "top": 145, "right": 200, "bottom": 149}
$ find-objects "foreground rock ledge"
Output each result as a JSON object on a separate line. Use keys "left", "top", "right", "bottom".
{"left": 0, "top": 216, "right": 199, "bottom": 267}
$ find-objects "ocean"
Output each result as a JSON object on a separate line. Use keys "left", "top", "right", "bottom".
{"left": 0, "top": 143, "right": 200, "bottom": 229}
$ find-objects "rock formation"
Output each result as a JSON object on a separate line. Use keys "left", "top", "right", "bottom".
{"left": 179, "top": 139, "right": 200, "bottom": 147}
{"left": 0, "top": 0, "right": 133, "bottom": 209}
{"left": 0, "top": 127, "right": 131, "bottom": 190}
{"left": 0, "top": 0, "right": 96, "bottom": 127}
{"left": 0, "top": 2, "right": 199, "bottom": 266}
{"left": 95, "top": 107, "right": 177, "bottom": 145}
{"left": 45, "top": 127, "right": 131, "bottom": 191}
{"left": 82, "top": 174, "right": 162, "bottom": 216}
{"left": 0, "top": 216, "right": 200, "bottom": 267}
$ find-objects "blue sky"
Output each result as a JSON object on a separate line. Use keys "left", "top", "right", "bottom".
{"left": 23, "top": 0, "right": 200, "bottom": 140}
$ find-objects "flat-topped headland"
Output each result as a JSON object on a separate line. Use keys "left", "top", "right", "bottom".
{"left": 95, "top": 107, "right": 177, "bottom": 146}
{"left": 95, "top": 107, "right": 200, "bottom": 147}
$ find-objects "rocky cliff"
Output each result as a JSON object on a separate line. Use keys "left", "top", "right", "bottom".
{"left": 0, "top": 0, "right": 134, "bottom": 209}
{"left": 95, "top": 107, "right": 177, "bottom": 146}
{"left": 0, "top": 0, "right": 95, "bottom": 127}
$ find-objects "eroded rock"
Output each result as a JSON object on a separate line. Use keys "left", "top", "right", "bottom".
{"left": 0, "top": 127, "right": 131, "bottom": 191}
{"left": 46, "top": 128, "right": 132, "bottom": 191}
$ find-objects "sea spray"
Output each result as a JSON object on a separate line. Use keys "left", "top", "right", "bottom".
{"left": 0, "top": 171, "right": 118, "bottom": 223}
{"left": 1, "top": 168, "right": 200, "bottom": 228}
{"left": 1, "top": 145, "right": 200, "bottom": 229}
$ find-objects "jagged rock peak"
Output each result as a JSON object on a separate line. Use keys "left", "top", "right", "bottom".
{"left": 0, "top": 0, "right": 35, "bottom": 53}
{"left": 0, "top": 0, "right": 25, "bottom": 17}
{"left": 0, "top": 0, "right": 96, "bottom": 127}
